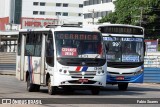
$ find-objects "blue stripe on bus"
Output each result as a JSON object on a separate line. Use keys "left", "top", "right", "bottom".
{"left": 28, "top": 56, "right": 32, "bottom": 83}
{"left": 81, "top": 66, "right": 88, "bottom": 72}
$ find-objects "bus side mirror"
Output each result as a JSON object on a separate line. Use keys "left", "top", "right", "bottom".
{"left": 144, "top": 42, "right": 146, "bottom": 56}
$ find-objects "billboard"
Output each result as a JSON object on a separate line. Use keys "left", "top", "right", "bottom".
{"left": 145, "top": 39, "right": 159, "bottom": 52}
{"left": 21, "top": 17, "right": 58, "bottom": 29}
{"left": 0, "top": 17, "right": 9, "bottom": 31}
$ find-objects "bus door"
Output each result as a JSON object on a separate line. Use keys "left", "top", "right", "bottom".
{"left": 45, "top": 32, "right": 54, "bottom": 80}
{"left": 25, "top": 32, "right": 46, "bottom": 85}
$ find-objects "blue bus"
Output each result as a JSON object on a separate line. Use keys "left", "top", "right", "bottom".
{"left": 96, "top": 24, "right": 145, "bottom": 90}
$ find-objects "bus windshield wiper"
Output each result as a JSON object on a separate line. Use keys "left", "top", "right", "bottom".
{"left": 94, "top": 54, "right": 100, "bottom": 60}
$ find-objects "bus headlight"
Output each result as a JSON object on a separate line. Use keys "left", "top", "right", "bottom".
{"left": 59, "top": 69, "right": 68, "bottom": 74}
{"left": 63, "top": 70, "right": 67, "bottom": 74}
{"left": 59, "top": 69, "right": 62, "bottom": 72}
{"left": 97, "top": 70, "right": 105, "bottom": 75}
{"left": 134, "top": 69, "right": 144, "bottom": 75}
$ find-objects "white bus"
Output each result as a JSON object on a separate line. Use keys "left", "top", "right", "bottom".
{"left": 16, "top": 24, "right": 107, "bottom": 95}
{"left": 95, "top": 24, "right": 145, "bottom": 90}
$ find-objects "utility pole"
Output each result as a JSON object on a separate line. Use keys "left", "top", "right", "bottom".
{"left": 57, "top": 14, "right": 60, "bottom": 25}
{"left": 134, "top": 7, "right": 144, "bottom": 26}
{"left": 139, "top": 7, "right": 143, "bottom": 26}
{"left": 88, "top": 9, "right": 95, "bottom": 24}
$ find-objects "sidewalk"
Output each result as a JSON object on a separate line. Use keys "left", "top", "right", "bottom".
{"left": 0, "top": 70, "right": 15, "bottom": 75}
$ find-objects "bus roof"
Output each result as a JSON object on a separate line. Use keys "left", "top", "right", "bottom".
{"left": 19, "top": 25, "right": 100, "bottom": 33}
{"left": 95, "top": 23, "right": 144, "bottom": 29}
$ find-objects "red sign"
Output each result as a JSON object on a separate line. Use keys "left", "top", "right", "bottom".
{"left": 116, "top": 76, "right": 124, "bottom": 80}
{"left": 78, "top": 79, "right": 88, "bottom": 83}
{"left": 21, "top": 17, "right": 58, "bottom": 29}
{"left": 61, "top": 48, "right": 77, "bottom": 56}
{"left": 0, "top": 17, "right": 9, "bottom": 31}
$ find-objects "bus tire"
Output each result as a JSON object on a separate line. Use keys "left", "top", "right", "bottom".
{"left": 91, "top": 87, "right": 100, "bottom": 95}
{"left": 48, "top": 78, "right": 56, "bottom": 95}
{"left": 27, "top": 76, "right": 36, "bottom": 92}
{"left": 118, "top": 83, "right": 128, "bottom": 91}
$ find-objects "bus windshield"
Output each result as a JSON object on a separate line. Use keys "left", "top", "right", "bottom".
{"left": 55, "top": 31, "right": 104, "bottom": 59}
{"left": 103, "top": 37, "right": 144, "bottom": 62}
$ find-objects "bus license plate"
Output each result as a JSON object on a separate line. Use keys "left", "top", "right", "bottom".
{"left": 116, "top": 76, "right": 124, "bottom": 80}
{"left": 79, "top": 79, "right": 88, "bottom": 83}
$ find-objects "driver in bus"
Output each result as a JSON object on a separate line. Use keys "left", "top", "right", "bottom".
{"left": 124, "top": 44, "right": 132, "bottom": 53}
{"left": 83, "top": 44, "right": 96, "bottom": 54}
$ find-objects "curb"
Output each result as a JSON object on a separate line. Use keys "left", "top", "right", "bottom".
{"left": 0, "top": 71, "right": 15, "bottom": 76}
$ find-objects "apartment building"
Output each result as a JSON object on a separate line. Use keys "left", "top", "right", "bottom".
{"left": 83, "top": 0, "right": 115, "bottom": 25}
{"left": 0, "top": 0, "right": 83, "bottom": 30}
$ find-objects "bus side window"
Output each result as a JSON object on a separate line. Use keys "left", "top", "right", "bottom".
{"left": 34, "top": 33, "right": 42, "bottom": 57}
{"left": 46, "top": 32, "right": 54, "bottom": 66}
{"left": 25, "top": 33, "right": 35, "bottom": 56}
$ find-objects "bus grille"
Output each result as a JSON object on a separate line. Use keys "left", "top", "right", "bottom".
{"left": 69, "top": 71, "right": 96, "bottom": 79}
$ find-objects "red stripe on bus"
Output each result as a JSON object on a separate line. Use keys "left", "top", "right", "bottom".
{"left": 76, "top": 66, "right": 81, "bottom": 71}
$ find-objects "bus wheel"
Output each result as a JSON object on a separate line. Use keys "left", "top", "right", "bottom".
{"left": 27, "top": 76, "right": 36, "bottom": 92}
{"left": 91, "top": 87, "right": 100, "bottom": 95}
{"left": 118, "top": 83, "right": 128, "bottom": 91}
{"left": 48, "top": 78, "right": 56, "bottom": 95}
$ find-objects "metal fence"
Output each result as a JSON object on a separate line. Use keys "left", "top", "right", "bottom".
{"left": 144, "top": 55, "right": 160, "bottom": 83}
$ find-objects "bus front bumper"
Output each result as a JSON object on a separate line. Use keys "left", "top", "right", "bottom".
{"left": 107, "top": 73, "right": 144, "bottom": 83}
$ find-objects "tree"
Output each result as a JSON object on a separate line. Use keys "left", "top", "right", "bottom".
{"left": 98, "top": 0, "right": 160, "bottom": 38}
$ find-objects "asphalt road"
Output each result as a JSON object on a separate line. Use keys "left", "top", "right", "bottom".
{"left": 0, "top": 75, "right": 160, "bottom": 107}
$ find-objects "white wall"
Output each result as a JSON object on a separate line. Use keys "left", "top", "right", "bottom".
{"left": 83, "top": 0, "right": 115, "bottom": 25}
{"left": 22, "top": 0, "right": 83, "bottom": 24}
{"left": 0, "top": 0, "right": 11, "bottom": 17}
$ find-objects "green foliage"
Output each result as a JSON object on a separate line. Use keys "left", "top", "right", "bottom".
{"left": 98, "top": 0, "right": 160, "bottom": 38}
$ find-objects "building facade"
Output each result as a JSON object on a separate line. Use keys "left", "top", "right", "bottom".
{"left": 0, "top": 0, "right": 83, "bottom": 52}
{"left": 0, "top": 0, "right": 11, "bottom": 31}
{"left": 83, "top": 0, "right": 115, "bottom": 25}
{"left": 0, "top": 0, "right": 83, "bottom": 30}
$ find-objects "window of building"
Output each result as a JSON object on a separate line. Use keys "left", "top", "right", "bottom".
{"left": 63, "top": 12, "right": 68, "bottom": 16}
{"left": 40, "top": 11, "right": 45, "bottom": 15}
{"left": 84, "top": 0, "right": 102, "bottom": 6}
{"left": 88, "top": 13, "right": 93, "bottom": 18}
{"left": 33, "top": 2, "right": 39, "bottom": 6}
{"left": 84, "top": 13, "right": 87, "bottom": 19}
{"left": 101, "top": 11, "right": 107, "bottom": 17}
{"left": 97, "top": 0, "right": 101, "bottom": 4}
{"left": 56, "top": 3, "right": 61, "bottom": 7}
{"left": 63, "top": 3, "right": 68, "bottom": 7}
{"left": 98, "top": 12, "right": 101, "bottom": 17}
{"left": 84, "top": 1, "right": 89, "bottom": 6}
{"left": 33, "top": 11, "right": 38, "bottom": 15}
{"left": 56, "top": 12, "right": 61, "bottom": 16}
{"left": 78, "top": 22, "right": 82, "bottom": 25}
{"left": 79, "top": 4, "right": 83, "bottom": 8}
{"left": 94, "top": 12, "right": 98, "bottom": 18}
{"left": 84, "top": 11, "right": 111, "bottom": 19}
{"left": 89, "top": 0, "right": 93, "bottom": 5}
{"left": 102, "top": 0, "right": 112, "bottom": 3}
{"left": 40, "top": 2, "right": 45, "bottom": 6}
{"left": 78, "top": 13, "right": 82, "bottom": 16}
